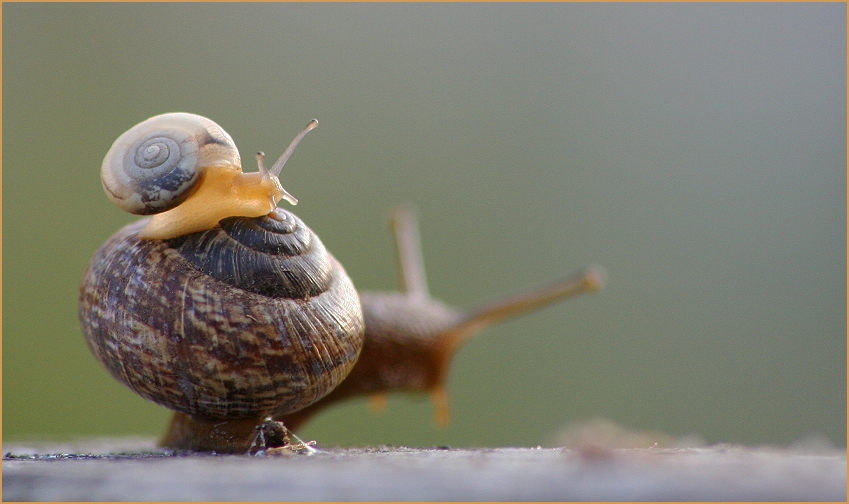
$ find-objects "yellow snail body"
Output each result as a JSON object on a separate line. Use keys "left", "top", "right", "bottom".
{"left": 81, "top": 113, "right": 606, "bottom": 454}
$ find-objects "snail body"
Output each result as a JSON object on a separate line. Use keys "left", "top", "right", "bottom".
{"left": 81, "top": 113, "right": 605, "bottom": 453}
{"left": 277, "top": 209, "right": 606, "bottom": 433}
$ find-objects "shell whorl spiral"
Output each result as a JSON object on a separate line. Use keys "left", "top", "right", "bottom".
{"left": 101, "top": 113, "right": 241, "bottom": 216}
{"left": 79, "top": 208, "right": 364, "bottom": 421}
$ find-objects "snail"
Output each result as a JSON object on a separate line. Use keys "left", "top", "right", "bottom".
{"left": 80, "top": 113, "right": 606, "bottom": 454}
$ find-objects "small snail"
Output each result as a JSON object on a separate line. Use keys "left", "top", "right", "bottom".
{"left": 80, "top": 113, "right": 606, "bottom": 454}
{"left": 99, "top": 112, "right": 306, "bottom": 240}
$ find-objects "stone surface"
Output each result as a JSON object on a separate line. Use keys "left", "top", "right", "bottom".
{"left": 2, "top": 438, "right": 845, "bottom": 501}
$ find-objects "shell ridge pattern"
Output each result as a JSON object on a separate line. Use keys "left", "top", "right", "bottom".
{"left": 300, "top": 302, "right": 336, "bottom": 406}
{"left": 169, "top": 210, "right": 330, "bottom": 299}
{"left": 80, "top": 214, "right": 365, "bottom": 420}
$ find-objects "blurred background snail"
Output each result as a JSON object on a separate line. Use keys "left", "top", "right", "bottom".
{"left": 80, "top": 112, "right": 606, "bottom": 453}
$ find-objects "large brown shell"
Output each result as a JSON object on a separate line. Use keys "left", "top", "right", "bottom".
{"left": 79, "top": 208, "right": 364, "bottom": 421}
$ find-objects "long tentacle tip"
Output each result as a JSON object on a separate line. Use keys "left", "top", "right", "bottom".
{"left": 389, "top": 204, "right": 416, "bottom": 224}
{"left": 269, "top": 119, "right": 320, "bottom": 177}
{"left": 582, "top": 264, "right": 608, "bottom": 291}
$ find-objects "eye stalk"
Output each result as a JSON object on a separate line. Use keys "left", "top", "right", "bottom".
{"left": 271, "top": 118, "right": 318, "bottom": 177}
{"left": 137, "top": 118, "right": 318, "bottom": 240}
{"left": 255, "top": 118, "right": 319, "bottom": 207}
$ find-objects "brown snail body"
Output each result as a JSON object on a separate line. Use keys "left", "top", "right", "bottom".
{"left": 81, "top": 113, "right": 605, "bottom": 454}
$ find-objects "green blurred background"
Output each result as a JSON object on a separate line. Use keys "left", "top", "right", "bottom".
{"left": 3, "top": 3, "right": 846, "bottom": 448}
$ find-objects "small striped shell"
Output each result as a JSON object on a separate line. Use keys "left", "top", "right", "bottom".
{"left": 79, "top": 208, "right": 365, "bottom": 420}
{"left": 101, "top": 113, "right": 242, "bottom": 215}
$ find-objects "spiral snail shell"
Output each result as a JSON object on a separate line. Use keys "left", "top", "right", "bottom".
{"left": 82, "top": 112, "right": 606, "bottom": 453}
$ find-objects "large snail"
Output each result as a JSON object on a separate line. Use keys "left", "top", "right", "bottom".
{"left": 80, "top": 113, "right": 606, "bottom": 454}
